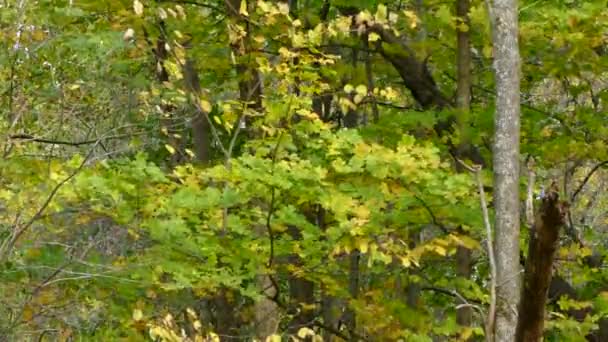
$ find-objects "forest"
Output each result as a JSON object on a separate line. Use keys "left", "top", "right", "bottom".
{"left": 0, "top": 0, "right": 607, "bottom": 341}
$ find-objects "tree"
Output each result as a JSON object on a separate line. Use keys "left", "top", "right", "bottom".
{"left": 488, "top": 0, "right": 522, "bottom": 340}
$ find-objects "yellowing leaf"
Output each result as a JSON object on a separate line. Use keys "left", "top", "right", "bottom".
{"left": 355, "top": 84, "right": 368, "bottom": 95}
{"left": 277, "top": 2, "right": 289, "bottom": 15}
{"left": 165, "top": 144, "right": 176, "bottom": 155}
{"left": 357, "top": 239, "right": 369, "bottom": 253}
{"left": 344, "top": 84, "right": 354, "bottom": 93}
{"left": 356, "top": 10, "right": 373, "bottom": 26}
{"left": 133, "top": 0, "right": 143, "bottom": 16}
{"left": 200, "top": 99, "right": 212, "bottom": 112}
{"left": 375, "top": 4, "right": 388, "bottom": 23}
{"left": 353, "top": 93, "right": 364, "bottom": 104}
{"left": 368, "top": 32, "right": 380, "bottom": 42}
{"left": 297, "top": 327, "right": 316, "bottom": 338}
{"left": 239, "top": 0, "right": 249, "bottom": 16}
{"left": 403, "top": 10, "right": 419, "bottom": 29}
{"left": 265, "top": 334, "right": 282, "bottom": 342}
{"left": 185, "top": 148, "right": 195, "bottom": 158}
{"left": 132, "top": 308, "right": 143, "bottom": 321}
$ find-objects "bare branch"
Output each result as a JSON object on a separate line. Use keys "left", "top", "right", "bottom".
{"left": 457, "top": 159, "right": 497, "bottom": 342}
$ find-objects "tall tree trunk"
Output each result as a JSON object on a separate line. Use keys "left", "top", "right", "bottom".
{"left": 489, "top": 0, "right": 522, "bottom": 340}
{"left": 455, "top": 0, "right": 473, "bottom": 329}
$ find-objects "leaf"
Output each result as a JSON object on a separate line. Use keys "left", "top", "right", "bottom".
{"left": 164, "top": 144, "right": 176, "bottom": 155}
{"left": 239, "top": 0, "right": 249, "bottom": 16}
{"left": 132, "top": 308, "right": 143, "bottom": 321}
{"left": 265, "top": 334, "right": 282, "bottom": 342}
{"left": 297, "top": 327, "right": 316, "bottom": 338}
{"left": 133, "top": 0, "right": 143, "bottom": 16}
{"left": 200, "top": 99, "right": 212, "bottom": 112}
{"left": 355, "top": 84, "right": 368, "bottom": 95}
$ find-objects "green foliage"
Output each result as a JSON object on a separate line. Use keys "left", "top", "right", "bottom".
{"left": 0, "top": 0, "right": 606, "bottom": 340}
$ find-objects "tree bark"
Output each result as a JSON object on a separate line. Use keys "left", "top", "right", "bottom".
{"left": 489, "top": 0, "right": 522, "bottom": 340}
{"left": 515, "top": 184, "right": 567, "bottom": 342}
{"left": 455, "top": 0, "right": 473, "bottom": 329}
{"left": 182, "top": 57, "right": 211, "bottom": 164}
{"left": 371, "top": 25, "right": 451, "bottom": 110}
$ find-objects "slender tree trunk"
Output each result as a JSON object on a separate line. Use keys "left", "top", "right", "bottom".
{"left": 343, "top": 250, "right": 360, "bottom": 338}
{"left": 455, "top": 0, "right": 473, "bottom": 329}
{"left": 218, "top": 1, "right": 276, "bottom": 339}
{"left": 489, "top": 0, "right": 522, "bottom": 340}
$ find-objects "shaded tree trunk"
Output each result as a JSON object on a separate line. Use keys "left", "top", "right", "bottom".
{"left": 489, "top": 0, "right": 522, "bottom": 340}
{"left": 515, "top": 184, "right": 567, "bottom": 341}
{"left": 455, "top": 0, "right": 473, "bottom": 329}
{"left": 182, "top": 57, "right": 211, "bottom": 164}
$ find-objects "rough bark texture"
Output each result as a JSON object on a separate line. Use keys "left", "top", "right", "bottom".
{"left": 254, "top": 275, "right": 280, "bottom": 339}
{"left": 515, "top": 185, "right": 567, "bottom": 342}
{"left": 490, "top": 0, "right": 522, "bottom": 340}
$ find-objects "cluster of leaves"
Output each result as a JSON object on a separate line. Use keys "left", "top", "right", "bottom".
{"left": 0, "top": 0, "right": 606, "bottom": 341}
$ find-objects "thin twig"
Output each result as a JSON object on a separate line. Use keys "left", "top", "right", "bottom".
{"left": 457, "top": 159, "right": 496, "bottom": 342}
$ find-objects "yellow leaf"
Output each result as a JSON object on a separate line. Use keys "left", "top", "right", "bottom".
{"left": 298, "top": 327, "right": 316, "bottom": 338}
{"left": 375, "top": 4, "right": 388, "bottom": 23}
{"left": 353, "top": 94, "right": 364, "bottom": 104}
{"left": 158, "top": 8, "right": 167, "bottom": 20}
{"left": 358, "top": 239, "right": 369, "bottom": 254}
{"left": 132, "top": 308, "right": 143, "bottom": 321}
{"left": 185, "top": 148, "right": 195, "bottom": 158}
{"left": 133, "top": 0, "right": 143, "bottom": 16}
{"left": 22, "top": 305, "right": 33, "bottom": 322}
{"left": 368, "top": 32, "right": 380, "bottom": 42}
{"left": 265, "top": 334, "right": 282, "bottom": 342}
{"left": 164, "top": 144, "right": 176, "bottom": 155}
{"left": 355, "top": 84, "right": 368, "bottom": 95}
{"left": 344, "top": 84, "right": 354, "bottom": 93}
{"left": 239, "top": 0, "right": 249, "bottom": 16}
{"left": 193, "top": 320, "right": 202, "bottom": 331}
{"left": 277, "top": 2, "right": 289, "bottom": 15}
{"left": 200, "top": 99, "right": 212, "bottom": 112}
{"left": 403, "top": 10, "right": 419, "bottom": 29}
{"left": 434, "top": 245, "right": 447, "bottom": 256}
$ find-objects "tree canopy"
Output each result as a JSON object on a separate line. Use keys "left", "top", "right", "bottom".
{"left": 0, "top": 0, "right": 607, "bottom": 341}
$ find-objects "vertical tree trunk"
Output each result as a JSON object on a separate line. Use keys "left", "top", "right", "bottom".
{"left": 221, "top": 1, "right": 276, "bottom": 339}
{"left": 343, "top": 250, "right": 360, "bottom": 338}
{"left": 182, "top": 57, "right": 211, "bottom": 164}
{"left": 489, "top": 0, "right": 522, "bottom": 340}
{"left": 455, "top": 0, "right": 473, "bottom": 329}
{"left": 515, "top": 185, "right": 567, "bottom": 342}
